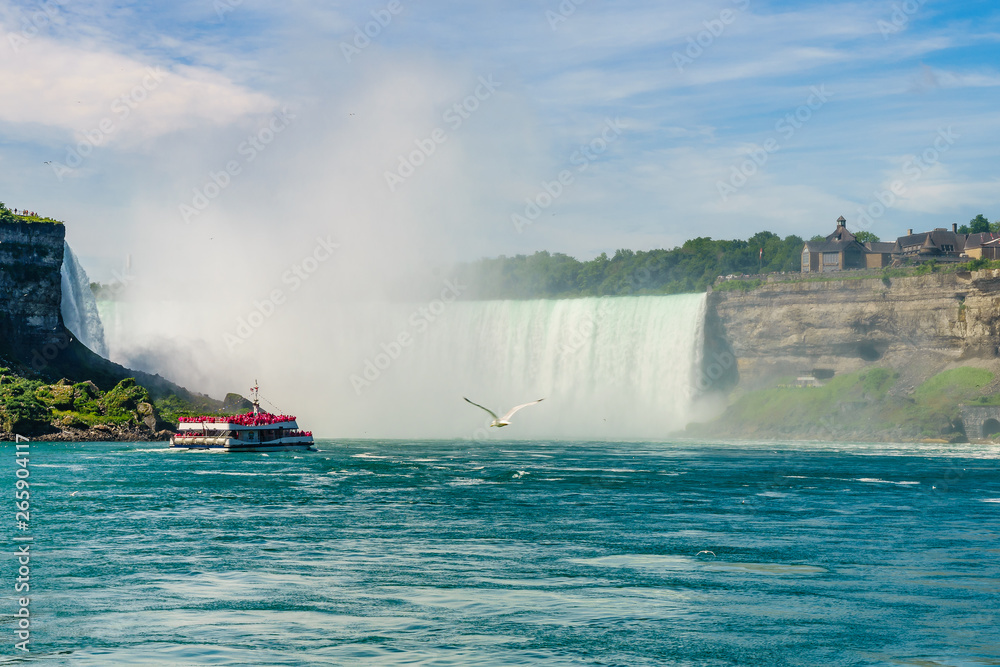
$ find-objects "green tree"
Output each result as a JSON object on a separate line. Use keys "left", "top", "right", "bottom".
{"left": 455, "top": 231, "right": 811, "bottom": 298}
{"left": 969, "top": 214, "right": 990, "bottom": 234}
{"left": 854, "top": 231, "right": 880, "bottom": 243}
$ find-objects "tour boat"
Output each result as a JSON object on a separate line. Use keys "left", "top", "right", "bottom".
{"left": 170, "top": 385, "right": 314, "bottom": 452}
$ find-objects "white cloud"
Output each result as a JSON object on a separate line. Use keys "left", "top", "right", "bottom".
{"left": 0, "top": 24, "right": 276, "bottom": 147}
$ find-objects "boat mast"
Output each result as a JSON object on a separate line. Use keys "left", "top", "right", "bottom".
{"left": 251, "top": 380, "right": 260, "bottom": 415}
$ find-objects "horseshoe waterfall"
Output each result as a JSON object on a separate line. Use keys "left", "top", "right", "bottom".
{"left": 97, "top": 292, "right": 714, "bottom": 439}
{"left": 339, "top": 293, "right": 712, "bottom": 439}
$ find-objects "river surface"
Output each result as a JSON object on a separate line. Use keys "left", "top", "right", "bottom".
{"left": 3, "top": 439, "right": 999, "bottom": 665}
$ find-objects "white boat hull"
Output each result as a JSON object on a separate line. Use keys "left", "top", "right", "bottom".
{"left": 171, "top": 392, "right": 315, "bottom": 452}
{"left": 170, "top": 436, "right": 315, "bottom": 452}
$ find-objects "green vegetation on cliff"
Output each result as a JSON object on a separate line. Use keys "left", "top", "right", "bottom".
{"left": 455, "top": 231, "right": 805, "bottom": 298}
{"left": 0, "top": 362, "right": 228, "bottom": 439}
{"left": 692, "top": 366, "right": 997, "bottom": 442}
{"left": 957, "top": 213, "right": 1000, "bottom": 235}
{"left": 451, "top": 214, "right": 1000, "bottom": 300}
{"left": 0, "top": 371, "right": 161, "bottom": 436}
{"left": 0, "top": 372, "right": 51, "bottom": 435}
{"left": 152, "top": 392, "right": 227, "bottom": 425}
{"left": 0, "top": 201, "right": 63, "bottom": 225}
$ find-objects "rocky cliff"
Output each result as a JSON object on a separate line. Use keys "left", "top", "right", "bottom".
{"left": 1, "top": 220, "right": 222, "bottom": 440}
{"left": 704, "top": 270, "right": 1000, "bottom": 392}
{"left": 0, "top": 220, "right": 65, "bottom": 348}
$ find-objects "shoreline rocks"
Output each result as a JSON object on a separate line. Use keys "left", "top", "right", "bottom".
{"left": 4, "top": 426, "right": 173, "bottom": 442}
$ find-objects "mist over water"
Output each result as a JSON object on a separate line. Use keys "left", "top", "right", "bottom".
{"left": 80, "top": 62, "right": 680, "bottom": 437}
{"left": 98, "top": 293, "right": 712, "bottom": 439}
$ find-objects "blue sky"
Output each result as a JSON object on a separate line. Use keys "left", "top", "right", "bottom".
{"left": 2, "top": 0, "right": 999, "bottom": 280}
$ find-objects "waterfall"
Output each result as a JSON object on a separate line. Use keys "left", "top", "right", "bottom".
{"left": 337, "top": 293, "right": 710, "bottom": 439}
{"left": 96, "top": 292, "right": 711, "bottom": 440}
{"left": 60, "top": 242, "right": 108, "bottom": 357}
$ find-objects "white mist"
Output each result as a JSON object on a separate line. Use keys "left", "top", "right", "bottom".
{"left": 99, "top": 293, "right": 710, "bottom": 440}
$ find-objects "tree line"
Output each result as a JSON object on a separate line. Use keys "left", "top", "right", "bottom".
{"left": 454, "top": 231, "right": 806, "bottom": 299}
{"left": 957, "top": 214, "right": 997, "bottom": 234}
{"left": 453, "top": 213, "right": 999, "bottom": 299}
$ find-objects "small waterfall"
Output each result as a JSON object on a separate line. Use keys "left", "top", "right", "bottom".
{"left": 60, "top": 242, "right": 108, "bottom": 357}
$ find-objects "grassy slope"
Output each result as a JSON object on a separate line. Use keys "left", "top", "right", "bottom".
{"left": 691, "top": 366, "right": 996, "bottom": 441}
{"left": 0, "top": 331, "right": 226, "bottom": 436}
{"left": 2, "top": 372, "right": 152, "bottom": 436}
{"left": 0, "top": 367, "right": 232, "bottom": 437}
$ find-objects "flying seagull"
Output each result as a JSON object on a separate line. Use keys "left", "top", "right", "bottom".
{"left": 464, "top": 397, "right": 544, "bottom": 427}
{"left": 695, "top": 550, "right": 716, "bottom": 557}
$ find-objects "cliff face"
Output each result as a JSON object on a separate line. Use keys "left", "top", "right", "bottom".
{"left": 705, "top": 270, "right": 1000, "bottom": 389}
{"left": 0, "top": 221, "right": 220, "bottom": 418}
{"left": 0, "top": 221, "right": 65, "bottom": 348}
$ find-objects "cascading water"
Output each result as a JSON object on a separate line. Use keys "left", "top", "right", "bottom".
{"left": 338, "top": 293, "right": 711, "bottom": 439}
{"left": 60, "top": 242, "right": 108, "bottom": 357}
{"left": 97, "top": 292, "right": 713, "bottom": 439}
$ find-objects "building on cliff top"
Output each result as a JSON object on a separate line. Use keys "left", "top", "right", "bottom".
{"left": 895, "top": 225, "right": 965, "bottom": 259}
{"left": 966, "top": 236, "right": 1000, "bottom": 260}
{"left": 802, "top": 218, "right": 1000, "bottom": 273}
{"left": 863, "top": 241, "right": 895, "bottom": 268}
{"left": 801, "top": 217, "right": 870, "bottom": 273}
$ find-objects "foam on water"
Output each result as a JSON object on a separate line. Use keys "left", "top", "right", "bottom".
{"left": 856, "top": 477, "right": 921, "bottom": 485}
{"left": 14, "top": 438, "right": 1000, "bottom": 665}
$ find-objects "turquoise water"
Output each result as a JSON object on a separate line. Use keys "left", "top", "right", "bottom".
{"left": 3, "top": 439, "right": 999, "bottom": 665}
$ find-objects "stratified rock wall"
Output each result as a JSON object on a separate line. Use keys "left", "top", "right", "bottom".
{"left": 0, "top": 221, "right": 65, "bottom": 349}
{"left": 706, "top": 270, "right": 1000, "bottom": 388}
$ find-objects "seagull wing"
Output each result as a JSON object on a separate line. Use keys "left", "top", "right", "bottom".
{"left": 464, "top": 397, "right": 498, "bottom": 420}
{"left": 500, "top": 398, "right": 544, "bottom": 422}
